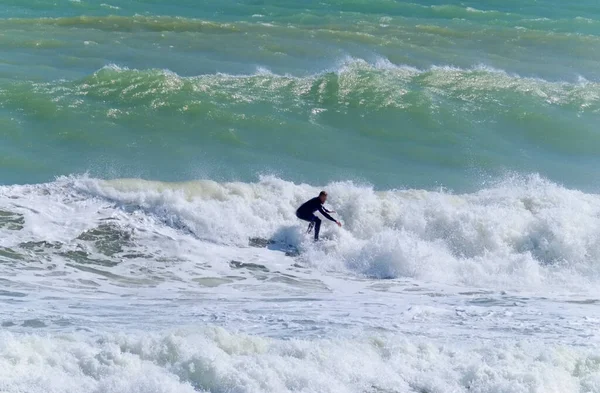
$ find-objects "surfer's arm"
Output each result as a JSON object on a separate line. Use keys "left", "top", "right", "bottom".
{"left": 318, "top": 206, "right": 337, "bottom": 223}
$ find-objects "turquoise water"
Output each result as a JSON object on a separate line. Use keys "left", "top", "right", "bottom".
{"left": 2, "top": 0, "right": 600, "bottom": 190}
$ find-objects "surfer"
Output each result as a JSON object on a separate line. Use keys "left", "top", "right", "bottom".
{"left": 296, "top": 191, "right": 342, "bottom": 241}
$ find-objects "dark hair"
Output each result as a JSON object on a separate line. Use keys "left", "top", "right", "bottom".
{"left": 319, "top": 191, "right": 327, "bottom": 197}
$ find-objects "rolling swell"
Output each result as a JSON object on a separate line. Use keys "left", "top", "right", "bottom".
{"left": 5, "top": 8, "right": 600, "bottom": 36}
{"left": 4, "top": 60, "right": 600, "bottom": 117}
{"left": 2, "top": 59, "right": 600, "bottom": 188}
{"left": 2, "top": 61, "right": 600, "bottom": 148}
{"left": 6, "top": 15, "right": 243, "bottom": 33}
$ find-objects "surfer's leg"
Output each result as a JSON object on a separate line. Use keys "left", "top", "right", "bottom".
{"left": 313, "top": 217, "right": 321, "bottom": 240}
{"left": 297, "top": 212, "right": 320, "bottom": 239}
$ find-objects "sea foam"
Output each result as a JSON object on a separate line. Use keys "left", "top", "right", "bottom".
{"left": 0, "top": 327, "right": 596, "bottom": 393}
{"left": 2, "top": 174, "right": 596, "bottom": 292}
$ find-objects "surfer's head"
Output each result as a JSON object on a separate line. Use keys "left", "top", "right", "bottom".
{"left": 319, "top": 191, "right": 328, "bottom": 203}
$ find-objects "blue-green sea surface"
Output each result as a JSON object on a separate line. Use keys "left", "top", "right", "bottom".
{"left": 1, "top": 0, "right": 600, "bottom": 190}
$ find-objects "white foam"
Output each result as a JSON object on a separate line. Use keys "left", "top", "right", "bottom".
{"left": 2, "top": 174, "right": 600, "bottom": 294}
{"left": 466, "top": 7, "right": 485, "bottom": 13}
{"left": 67, "top": 174, "right": 600, "bottom": 292}
{"left": 99, "top": 63, "right": 129, "bottom": 72}
{"left": 100, "top": 3, "right": 120, "bottom": 10}
{"left": 0, "top": 327, "right": 597, "bottom": 393}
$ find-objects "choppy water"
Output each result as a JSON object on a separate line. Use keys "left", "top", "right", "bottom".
{"left": 2, "top": 1, "right": 600, "bottom": 392}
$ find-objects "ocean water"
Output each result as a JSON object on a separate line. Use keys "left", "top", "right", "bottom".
{"left": 2, "top": 1, "right": 600, "bottom": 392}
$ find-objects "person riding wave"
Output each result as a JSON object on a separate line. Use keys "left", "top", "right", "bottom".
{"left": 296, "top": 191, "right": 341, "bottom": 241}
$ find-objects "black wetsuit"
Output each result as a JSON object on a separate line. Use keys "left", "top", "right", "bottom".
{"left": 296, "top": 197, "right": 336, "bottom": 240}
